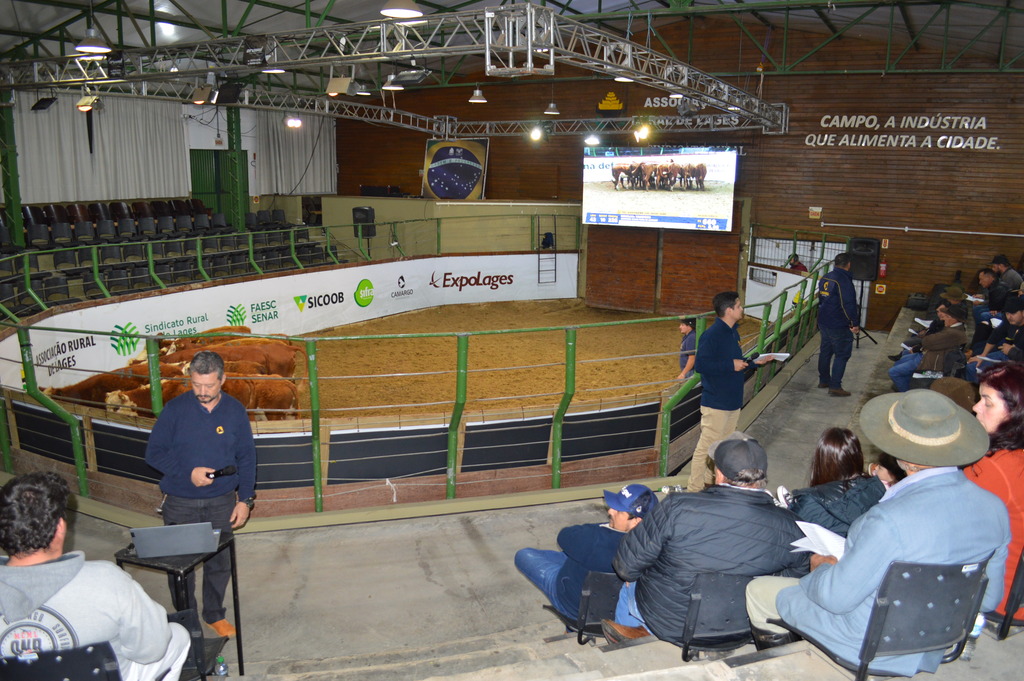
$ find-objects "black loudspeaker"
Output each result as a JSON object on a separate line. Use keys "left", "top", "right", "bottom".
{"left": 849, "top": 237, "right": 881, "bottom": 281}
{"left": 352, "top": 206, "right": 376, "bottom": 238}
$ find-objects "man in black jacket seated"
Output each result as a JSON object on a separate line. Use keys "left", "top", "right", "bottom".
{"left": 603, "top": 432, "right": 809, "bottom": 644}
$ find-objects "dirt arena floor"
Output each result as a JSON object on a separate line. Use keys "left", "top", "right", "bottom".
{"left": 297, "top": 299, "right": 763, "bottom": 420}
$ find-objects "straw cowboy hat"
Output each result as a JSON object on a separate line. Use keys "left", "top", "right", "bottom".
{"left": 860, "top": 389, "right": 989, "bottom": 467}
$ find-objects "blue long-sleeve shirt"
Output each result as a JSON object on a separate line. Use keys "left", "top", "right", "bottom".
{"left": 817, "top": 266, "right": 860, "bottom": 329}
{"left": 694, "top": 317, "right": 745, "bottom": 411}
{"left": 145, "top": 390, "right": 256, "bottom": 501}
{"left": 553, "top": 523, "right": 625, "bottom": 616}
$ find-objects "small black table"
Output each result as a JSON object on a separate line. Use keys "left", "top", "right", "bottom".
{"left": 115, "top": 534, "right": 245, "bottom": 677}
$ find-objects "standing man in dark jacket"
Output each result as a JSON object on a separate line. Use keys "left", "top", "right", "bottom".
{"left": 817, "top": 253, "right": 861, "bottom": 397}
{"left": 602, "top": 433, "right": 809, "bottom": 644}
{"left": 687, "top": 292, "right": 772, "bottom": 492}
{"left": 145, "top": 350, "right": 256, "bottom": 639}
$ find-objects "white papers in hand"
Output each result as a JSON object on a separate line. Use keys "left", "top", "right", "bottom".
{"left": 914, "top": 317, "right": 931, "bottom": 327}
{"left": 791, "top": 521, "right": 846, "bottom": 559}
{"left": 966, "top": 295, "right": 983, "bottom": 303}
{"left": 758, "top": 353, "right": 791, "bottom": 362}
{"left": 990, "top": 318, "right": 1003, "bottom": 328}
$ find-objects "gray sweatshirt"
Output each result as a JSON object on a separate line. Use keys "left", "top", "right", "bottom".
{"left": 0, "top": 551, "right": 172, "bottom": 665}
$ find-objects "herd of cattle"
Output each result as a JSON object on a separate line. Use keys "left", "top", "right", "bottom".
{"left": 611, "top": 161, "right": 707, "bottom": 191}
{"left": 43, "top": 326, "right": 301, "bottom": 420}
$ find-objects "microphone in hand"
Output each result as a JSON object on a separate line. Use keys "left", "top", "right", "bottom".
{"left": 206, "top": 465, "right": 237, "bottom": 479}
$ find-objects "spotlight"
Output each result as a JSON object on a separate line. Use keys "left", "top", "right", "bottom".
{"left": 75, "top": 27, "right": 111, "bottom": 55}
{"left": 191, "top": 85, "right": 212, "bottom": 105}
{"left": 76, "top": 95, "right": 100, "bottom": 112}
{"left": 633, "top": 123, "right": 651, "bottom": 143}
{"left": 211, "top": 82, "right": 243, "bottom": 105}
{"left": 32, "top": 97, "right": 58, "bottom": 111}
{"left": 354, "top": 83, "right": 373, "bottom": 96}
{"left": 468, "top": 88, "right": 487, "bottom": 104}
{"left": 529, "top": 124, "right": 551, "bottom": 142}
{"left": 382, "top": 74, "right": 404, "bottom": 91}
{"left": 285, "top": 115, "right": 302, "bottom": 129}
{"left": 584, "top": 134, "right": 600, "bottom": 145}
{"left": 613, "top": 74, "right": 634, "bottom": 83}
{"left": 669, "top": 92, "right": 684, "bottom": 99}
{"left": 326, "top": 77, "right": 352, "bottom": 97}
{"left": 380, "top": 0, "right": 423, "bottom": 19}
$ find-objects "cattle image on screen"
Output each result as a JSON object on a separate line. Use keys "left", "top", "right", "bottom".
{"left": 582, "top": 146, "right": 738, "bottom": 231}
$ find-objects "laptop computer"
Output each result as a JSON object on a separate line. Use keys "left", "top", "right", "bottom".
{"left": 130, "top": 522, "right": 221, "bottom": 558}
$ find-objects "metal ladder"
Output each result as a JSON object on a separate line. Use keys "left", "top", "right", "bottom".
{"left": 537, "top": 218, "right": 557, "bottom": 284}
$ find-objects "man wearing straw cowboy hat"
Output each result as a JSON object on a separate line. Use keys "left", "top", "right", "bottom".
{"left": 745, "top": 390, "right": 1010, "bottom": 676}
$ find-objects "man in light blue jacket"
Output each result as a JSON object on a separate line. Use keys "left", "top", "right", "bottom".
{"left": 745, "top": 390, "right": 1010, "bottom": 677}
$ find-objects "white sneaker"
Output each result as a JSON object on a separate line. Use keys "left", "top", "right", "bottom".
{"left": 776, "top": 485, "right": 793, "bottom": 508}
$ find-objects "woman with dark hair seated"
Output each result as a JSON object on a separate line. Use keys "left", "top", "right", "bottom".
{"left": 965, "top": 361, "right": 1024, "bottom": 621}
{"left": 778, "top": 427, "right": 885, "bottom": 536}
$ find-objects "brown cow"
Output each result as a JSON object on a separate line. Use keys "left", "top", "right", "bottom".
{"left": 657, "top": 162, "right": 681, "bottom": 190}
{"left": 105, "top": 378, "right": 190, "bottom": 417}
{"left": 611, "top": 163, "right": 633, "bottom": 190}
{"left": 45, "top": 365, "right": 182, "bottom": 407}
{"left": 633, "top": 162, "right": 657, "bottom": 190}
{"left": 249, "top": 376, "right": 299, "bottom": 420}
{"left": 160, "top": 326, "right": 253, "bottom": 354}
{"left": 154, "top": 343, "right": 301, "bottom": 377}
{"left": 690, "top": 162, "right": 707, "bottom": 190}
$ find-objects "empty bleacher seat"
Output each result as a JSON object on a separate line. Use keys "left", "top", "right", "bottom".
{"left": 74, "top": 220, "right": 98, "bottom": 244}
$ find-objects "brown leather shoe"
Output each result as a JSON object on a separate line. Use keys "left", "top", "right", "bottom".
{"left": 817, "top": 382, "right": 829, "bottom": 389}
{"left": 601, "top": 619, "right": 651, "bottom": 643}
{"left": 829, "top": 388, "right": 852, "bottom": 397}
{"left": 207, "top": 619, "right": 236, "bottom": 637}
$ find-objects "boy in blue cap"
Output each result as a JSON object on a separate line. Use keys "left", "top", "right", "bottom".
{"left": 514, "top": 484, "right": 657, "bottom": 618}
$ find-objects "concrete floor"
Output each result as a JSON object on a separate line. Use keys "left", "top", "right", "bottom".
{"left": 59, "top": 311, "right": 1024, "bottom": 680}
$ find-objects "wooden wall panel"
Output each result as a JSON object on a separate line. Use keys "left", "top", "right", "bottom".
{"left": 660, "top": 230, "right": 741, "bottom": 314}
{"left": 585, "top": 226, "right": 658, "bottom": 312}
{"left": 336, "top": 17, "right": 1022, "bottom": 328}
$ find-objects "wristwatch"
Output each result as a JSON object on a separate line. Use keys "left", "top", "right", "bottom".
{"left": 240, "top": 496, "right": 256, "bottom": 510}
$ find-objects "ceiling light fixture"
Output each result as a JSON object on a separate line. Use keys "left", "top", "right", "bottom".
{"left": 584, "top": 133, "right": 600, "bottom": 145}
{"left": 76, "top": 27, "right": 111, "bottom": 55}
{"left": 191, "top": 85, "right": 212, "bottom": 105}
{"left": 380, "top": 0, "right": 424, "bottom": 19}
{"left": 633, "top": 122, "right": 651, "bottom": 143}
{"left": 544, "top": 101, "right": 559, "bottom": 115}
{"left": 468, "top": 87, "right": 487, "bottom": 104}
{"left": 76, "top": 95, "right": 100, "bottom": 112}
{"left": 32, "top": 97, "right": 58, "bottom": 111}
{"left": 382, "top": 74, "right": 404, "bottom": 91}
{"left": 355, "top": 82, "right": 373, "bottom": 96}
{"left": 327, "top": 77, "right": 352, "bottom": 97}
{"left": 669, "top": 92, "right": 684, "bottom": 99}
{"left": 285, "top": 114, "right": 302, "bottom": 129}
{"left": 613, "top": 74, "right": 634, "bottom": 83}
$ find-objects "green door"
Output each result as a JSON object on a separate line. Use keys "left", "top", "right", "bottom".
{"left": 190, "top": 149, "right": 247, "bottom": 217}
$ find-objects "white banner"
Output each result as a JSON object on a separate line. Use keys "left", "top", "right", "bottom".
{"left": 1, "top": 254, "right": 579, "bottom": 388}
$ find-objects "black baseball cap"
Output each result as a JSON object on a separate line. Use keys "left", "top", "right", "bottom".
{"left": 709, "top": 432, "right": 769, "bottom": 479}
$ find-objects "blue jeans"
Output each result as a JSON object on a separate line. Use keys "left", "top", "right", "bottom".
{"left": 614, "top": 581, "right": 646, "bottom": 627}
{"left": 972, "top": 303, "right": 992, "bottom": 325}
{"left": 966, "top": 352, "right": 1008, "bottom": 383}
{"left": 514, "top": 548, "right": 574, "bottom": 617}
{"left": 888, "top": 352, "right": 923, "bottom": 392}
{"left": 818, "top": 326, "right": 854, "bottom": 389}
{"left": 162, "top": 490, "right": 237, "bottom": 624}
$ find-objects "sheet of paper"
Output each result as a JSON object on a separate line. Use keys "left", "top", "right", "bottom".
{"left": 978, "top": 355, "right": 1004, "bottom": 363}
{"left": 900, "top": 343, "right": 912, "bottom": 351}
{"left": 791, "top": 521, "right": 846, "bottom": 559}
{"left": 907, "top": 328, "right": 919, "bottom": 336}
{"left": 966, "top": 295, "right": 983, "bottom": 303}
{"left": 990, "top": 318, "right": 1003, "bottom": 328}
{"left": 914, "top": 317, "right": 931, "bottom": 327}
{"left": 758, "top": 352, "right": 791, "bottom": 362}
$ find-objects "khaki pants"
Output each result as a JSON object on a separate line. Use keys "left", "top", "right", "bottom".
{"left": 745, "top": 576, "right": 800, "bottom": 634}
{"left": 686, "top": 406, "right": 741, "bottom": 492}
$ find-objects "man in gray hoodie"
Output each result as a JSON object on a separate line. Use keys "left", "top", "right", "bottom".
{"left": 0, "top": 472, "right": 190, "bottom": 681}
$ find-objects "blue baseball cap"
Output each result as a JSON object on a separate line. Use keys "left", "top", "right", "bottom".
{"left": 603, "top": 484, "right": 658, "bottom": 518}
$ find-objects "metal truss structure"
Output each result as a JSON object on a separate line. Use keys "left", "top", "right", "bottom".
{"left": 0, "top": 4, "right": 787, "bottom": 135}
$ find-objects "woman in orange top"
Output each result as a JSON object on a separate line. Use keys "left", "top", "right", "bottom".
{"left": 966, "top": 362, "right": 1024, "bottom": 620}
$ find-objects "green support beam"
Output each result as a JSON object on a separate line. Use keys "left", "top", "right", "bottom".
{"left": 0, "top": 94, "right": 24, "bottom": 248}
{"left": 225, "top": 108, "right": 247, "bottom": 233}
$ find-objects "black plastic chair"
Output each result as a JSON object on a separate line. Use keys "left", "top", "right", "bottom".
{"left": 679, "top": 572, "right": 754, "bottom": 662}
{"left": 772, "top": 558, "right": 991, "bottom": 681}
{"left": 74, "top": 220, "right": 98, "bottom": 244}
{"left": 542, "top": 570, "right": 623, "bottom": 645}
{"left": 992, "top": 546, "right": 1024, "bottom": 640}
{"left": 0, "top": 641, "right": 121, "bottom": 681}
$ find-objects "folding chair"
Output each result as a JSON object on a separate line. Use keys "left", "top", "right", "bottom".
{"left": 542, "top": 570, "right": 623, "bottom": 645}
{"left": 0, "top": 641, "right": 121, "bottom": 681}
{"left": 679, "top": 572, "right": 754, "bottom": 662}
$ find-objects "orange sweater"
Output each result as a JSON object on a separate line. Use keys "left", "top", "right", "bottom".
{"left": 966, "top": 448, "right": 1024, "bottom": 618}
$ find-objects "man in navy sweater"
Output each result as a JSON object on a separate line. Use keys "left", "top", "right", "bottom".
{"left": 514, "top": 484, "right": 657, "bottom": 618}
{"left": 687, "top": 292, "right": 773, "bottom": 492}
{"left": 817, "top": 253, "right": 861, "bottom": 397}
{"left": 145, "top": 350, "right": 256, "bottom": 638}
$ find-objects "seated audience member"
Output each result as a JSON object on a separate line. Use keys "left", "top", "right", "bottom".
{"left": 992, "top": 254, "right": 1023, "bottom": 293}
{"left": 778, "top": 428, "right": 884, "bottom": 537}
{"left": 973, "top": 267, "right": 1009, "bottom": 327}
{"left": 514, "top": 484, "right": 657, "bottom": 619}
{"left": 676, "top": 317, "right": 697, "bottom": 381}
{"left": 787, "top": 254, "right": 808, "bottom": 273}
{"left": 0, "top": 472, "right": 190, "bottom": 681}
{"left": 966, "top": 362, "right": 1024, "bottom": 622}
{"left": 888, "top": 305, "right": 967, "bottom": 391}
{"left": 603, "top": 432, "right": 808, "bottom": 644}
{"left": 887, "top": 286, "right": 967, "bottom": 362}
{"left": 745, "top": 390, "right": 1010, "bottom": 675}
{"left": 967, "top": 296, "right": 1024, "bottom": 382}
{"left": 867, "top": 452, "right": 906, "bottom": 489}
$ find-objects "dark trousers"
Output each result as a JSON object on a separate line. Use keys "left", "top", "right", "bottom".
{"left": 818, "top": 325, "right": 854, "bottom": 389}
{"left": 162, "top": 490, "right": 236, "bottom": 624}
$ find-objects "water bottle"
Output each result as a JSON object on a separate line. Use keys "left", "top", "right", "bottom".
{"left": 214, "top": 655, "right": 229, "bottom": 676}
{"left": 660, "top": 485, "right": 684, "bottom": 494}
{"left": 961, "top": 613, "right": 985, "bottom": 662}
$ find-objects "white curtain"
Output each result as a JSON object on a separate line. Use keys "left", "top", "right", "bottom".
{"left": 10, "top": 92, "right": 189, "bottom": 204}
{"left": 253, "top": 110, "right": 336, "bottom": 196}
